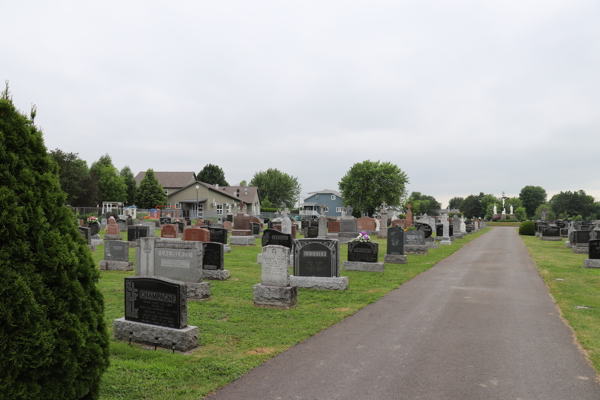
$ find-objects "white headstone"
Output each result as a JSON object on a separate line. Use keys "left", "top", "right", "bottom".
{"left": 281, "top": 217, "right": 292, "bottom": 234}
{"left": 261, "top": 245, "right": 290, "bottom": 287}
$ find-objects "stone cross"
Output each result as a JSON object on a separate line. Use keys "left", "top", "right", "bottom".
{"left": 343, "top": 206, "right": 353, "bottom": 217}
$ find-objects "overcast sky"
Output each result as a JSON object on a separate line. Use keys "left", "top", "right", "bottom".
{"left": 3, "top": 0, "right": 600, "bottom": 208}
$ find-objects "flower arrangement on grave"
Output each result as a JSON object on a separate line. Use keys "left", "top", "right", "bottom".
{"left": 354, "top": 231, "right": 373, "bottom": 242}
{"left": 87, "top": 216, "right": 98, "bottom": 224}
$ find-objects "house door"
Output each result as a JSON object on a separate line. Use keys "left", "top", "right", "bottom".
{"left": 195, "top": 203, "right": 204, "bottom": 218}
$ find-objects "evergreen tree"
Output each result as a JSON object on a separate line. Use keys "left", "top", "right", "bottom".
{"left": 136, "top": 169, "right": 168, "bottom": 208}
{"left": 120, "top": 166, "right": 137, "bottom": 206}
{"left": 0, "top": 85, "right": 109, "bottom": 399}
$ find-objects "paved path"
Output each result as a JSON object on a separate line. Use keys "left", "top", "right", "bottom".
{"left": 209, "top": 227, "right": 600, "bottom": 399}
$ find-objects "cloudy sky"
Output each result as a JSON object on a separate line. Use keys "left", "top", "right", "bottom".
{"left": 3, "top": 0, "right": 600, "bottom": 207}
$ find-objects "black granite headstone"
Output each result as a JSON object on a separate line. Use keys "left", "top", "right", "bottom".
{"left": 310, "top": 220, "right": 319, "bottom": 228}
{"left": 202, "top": 242, "right": 224, "bottom": 270}
{"left": 301, "top": 220, "right": 309, "bottom": 229}
{"left": 160, "top": 216, "right": 171, "bottom": 225}
{"left": 307, "top": 226, "right": 319, "bottom": 238}
{"left": 262, "top": 229, "right": 293, "bottom": 250}
{"left": 79, "top": 226, "right": 91, "bottom": 245}
{"left": 127, "top": 225, "right": 149, "bottom": 242}
{"left": 589, "top": 239, "right": 600, "bottom": 259}
{"left": 89, "top": 222, "right": 100, "bottom": 236}
{"left": 348, "top": 241, "right": 378, "bottom": 262}
{"left": 387, "top": 226, "right": 404, "bottom": 255}
{"left": 415, "top": 223, "right": 433, "bottom": 238}
{"left": 575, "top": 230, "right": 591, "bottom": 246}
{"left": 208, "top": 227, "right": 228, "bottom": 245}
{"left": 174, "top": 220, "right": 185, "bottom": 233}
{"left": 542, "top": 227, "right": 560, "bottom": 237}
{"left": 226, "top": 214, "right": 233, "bottom": 222}
{"left": 251, "top": 222, "right": 260, "bottom": 235}
{"left": 296, "top": 241, "right": 337, "bottom": 277}
{"left": 124, "top": 277, "right": 185, "bottom": 329}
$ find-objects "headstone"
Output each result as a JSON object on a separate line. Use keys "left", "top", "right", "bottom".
{"left": 405, "top": 230, "right": 425, "bottom": 246}
{"left": 202, "top": 242, "right": 224, "bottom": 270}
{"left": 387, "top": 226, "right": 404, "bottom": 255}
{"left": 301, "top": 220, "right": 310, "bottom": 230}
{"left": 141, "top": 221, "right": 157, "bottom": 237}
{"left": 253, "top": 245, "right": 296, "bottom": 308}
{"left": 348, "top": 241, "right": 378, "bottom": 262}
{"left": 104, "top": 240, "right": 129, "bottom": 261}
{"left": 161, "top": 224, "right": 178, "bottom": 238}
{"left": 584, "top": 239, "right": 600, "bottom": 268}
{"left": 89, "top": 222, "right": 100, "bottom": 236}
{"left": 117, "top": 219, "right": 127, "bottom": 232}
{"left": 260, "top": 246, "right": 290, "bottom": 286}
{"left": 262, "top": 229, "right": 293, "bottom": 250}
{"left": 224, "top": 221, "right": 233, "bottom": 232}
{"left": 106, "top": 217, "right": 120, "bottom": 237}
{"left": 124, "top": 276, "right": 186, "bottom": 328}
{"left": 159, "top": 216, "right": 171, "bottom": 225}
{"left": 184, "top": 228, "right": 210, "bottom": 242}
{"left": 306, "top": 226, "right": 319, "bottom": 238}
{"left": 251, "top": 222, "right": 261, "bottom": 236}
{"left": 356, "top": 217, "right": 376, "bottom": 232}
{"left": 440, "top": 217, "right": 451, "bottom": 245}
{"left": 226, "top": 214, "right": 233, "bottom": 222}
{"left": 310, "top": 219, "right": 319, "bottom": 228}
{"left": 113, "top": 276, "right": 198, "bottom": 352}
{"left": 195, "top": 219, "right": 204, "bottom": 226}
{"left": 328, "top": 220, "right": 340, "bottom": 233}
{"left": 415, "top": 223, "right": 433, "bottom": 238}
{"left": 318, "top": 215, "right": 327, "bottom": 237}
{"left": 295, "top": 239, "right": 340, "bottom": 277}
{"left": 126, "top": 215, "right": 133, "bottom": 226}
{"left": 378, "top": 204, "right": 388, "bottom": 239}
{"left": 79, "top": 226, "right": 91, "bottom": 245}
{"left": 281, "top": 217, "right": 292, "bottom": 234}
{"left": 340, "top": 218, "right": 357, "bottom": 233}
{"left": 234, "top": 214, "right": 251, "bottom": 230}
{"left": 128, "top": 225, "right": 150, "bottom": 242}
{"left": 208, "top": 227, "right": 228, "bottom": 245}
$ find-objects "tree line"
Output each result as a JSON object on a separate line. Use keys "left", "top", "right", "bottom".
{"left": 449, "top": 185, "right": 600, "bottom": 220}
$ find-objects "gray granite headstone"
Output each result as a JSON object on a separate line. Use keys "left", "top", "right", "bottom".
{"left": 104, "top": 240, "right": 129, "bottom": 262}
{"left": 137, "top": 238, "right": 203, "bottom": 283}
{"left": 340, "top": 217, "right": 357, "bottom": 233}
{"left": 405, "top": 230, "right": 425, "bottom": 245}
{"left": 281, "top": 217, "right": 292, "bottom": 234}
{"left": 261, "top": 245, "right": 290, "bottom": 287}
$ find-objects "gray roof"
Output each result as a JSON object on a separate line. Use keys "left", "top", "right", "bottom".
{"left": 135, "top": 171, "right": 197, "bottom": 188}
{"left": 306, "top": 189, "right": 343, "bottom": 198}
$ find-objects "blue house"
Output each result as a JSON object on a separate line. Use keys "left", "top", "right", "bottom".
{"left": 301, "top": 189, "right": 345, "bottom": 217}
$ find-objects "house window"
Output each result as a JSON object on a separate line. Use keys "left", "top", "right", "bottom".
{"left": 316, "top": 195, "right": 319, "bottom": 199}
{"left": 331, "top": 195, "right": 336, "bottom": 200}
{"left": 322, "top": 206, "right": 329, "bottom": 213}
{"left": 167, "top": 203, "right": 171, "bottom": 208}
{"left": 336, "top": 207, "right": 343, "bottom": 213}
{"left": 164, "top": 189, "right": 168, "bottom": 195}
{"left": 175, "top": 203, "right": 181, "bottom": 209}
{"left": 227, "top": 203, "right": 231, "bottom": 212}
{"left": 217, "top": 204, "right": 223, "bottom": 215}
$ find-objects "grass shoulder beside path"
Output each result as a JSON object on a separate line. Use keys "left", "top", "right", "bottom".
{"left": 95, "top": 228, "right": 491, "bottom": 400}
{"left": 520, "top": 234, "right": 600, "bottom": 373}
{"left": 486, "top": 221, "right": 521, "bottom": 227}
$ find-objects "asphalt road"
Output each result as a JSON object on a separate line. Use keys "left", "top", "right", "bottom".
{"left": 209, "top": 227, "right": 600, "bottom": 400}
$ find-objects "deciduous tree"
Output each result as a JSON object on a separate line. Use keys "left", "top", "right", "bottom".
{"left": 50, "top": 149, "right": 96, "bottom": 206}
{"left": 406, "top": 191, "right": 440, "bottom": 216}
{"left": 197, "top": 164, "right": 229, "bottom": 186}
{"left": 519, "top": 186, "right": 547, "bottom": 218}
{"left": 339, "top": 160, "right": 409, "bottom": 216}
{"left": 250, "top": 168, "right": 301, "bottom": 209}
{"left": 120, "top": 166, "right": 137, "bottom": 206}
{"left": 90, "top": 154, "right": 126, "bottom": 204}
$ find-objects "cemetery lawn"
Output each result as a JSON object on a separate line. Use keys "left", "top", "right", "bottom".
{"left": 521, "top": 234, "right": 600, "bottom": 374}
{"left": 94, "top": 229, "right": 490, "bottom": 400}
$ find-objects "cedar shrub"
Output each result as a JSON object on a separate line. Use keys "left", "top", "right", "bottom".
{"left": 0, "top": 86, "right": 109, "bottom": 400}
{"left": 519, "top": 220, "right": 536, "bottom": 236}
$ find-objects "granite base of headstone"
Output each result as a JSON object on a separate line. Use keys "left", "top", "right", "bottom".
{"left": 383, "top": 254, "right": 407, "bottom": 264}
{"left": 91, "top": 234, "right": 103, "bottom": 246}
{"left": 572, "top": 246, "right": 588, "bottom": 254}
{"left": 583, "top": 259, "right": 600, "bottom": 268}
{"left": 104, "top": 234, "right": 122, "bottom": 241}
{"left": 344, "top": 260, "right": 385, "bottom": 271}
{"left": 100, "top": 260, "right": 133, "bottom": 271}
{"left": 540, "top": 236, "right": 562, "bottom": 241}
{"left": 253, "top": 245, "right": 296, "bottom": 308}
{"left": 203, "top": 270, "right": 231, "bottom": 280}
{"left": 113, "top": 276, "right": 198, "bottom": 352}
{"left": 231, "top": 236, "right": 255, "bottom": 246}
{"left": 404, "top": 245, "right": 428, "bottom": 255}
{"left": 425, "top": 238, "right": 440, "bottom": 249}
{"left": 289, "top": 275, "right": 348, "bottom": 290}
{"left": 453, "top": 232, "right": 464, "bottom": 239}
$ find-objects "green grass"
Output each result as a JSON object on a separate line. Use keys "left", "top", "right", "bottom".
{"left": 94, "top": 229, "right": 490, "bottom": 400}
{"left": 520, "top": 234, "right": 600, "bottom": 372}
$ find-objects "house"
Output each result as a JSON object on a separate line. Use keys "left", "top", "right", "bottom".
{"left": 301, "top": 189, "right": 345, "bottom": 217}
{"left": 166, "top": 182, "right": 260, "bottom": 219}
{"left": 134, "top": 171, "right": 197, "bottom": 197}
